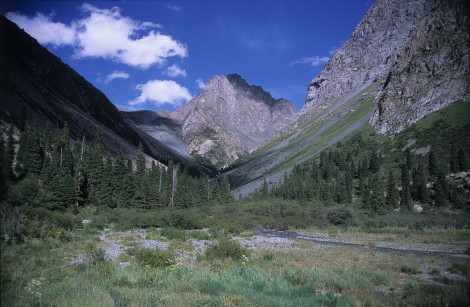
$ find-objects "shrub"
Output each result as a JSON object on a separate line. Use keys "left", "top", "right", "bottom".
{"left": 400, "top": 264, "right": 422, "bottom": 275}
{"left": 450, "top": 261, "right": 470, "bottom": 276}
{"left": 135, "top": 248, "right": 175, "bottom": 267}
{"left": 204, "top": 239, "right": 250, "bottom": 260}
{"left": 160, "top": 228, "right": 186, "bottom": 241}
{"left": 403, "top": 281, "right": 419, "bottom": 296}
{"left": 170, "top": 211, "right": 202, "bottom": 229}
{"left": 326, "top": 205, "right": 356, "bottom": 226}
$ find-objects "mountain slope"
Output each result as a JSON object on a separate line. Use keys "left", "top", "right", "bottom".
{"left": 228, "top": 0, "right": 469, "bottom": 196}
{"left": 0, "top": 15, "right": 209, "bottom": 174}
{"left": 123, "top": 74, "right": 297, "bottom": 168}
{"left": 300, "top": 0, "right": 470, "bottom": 133}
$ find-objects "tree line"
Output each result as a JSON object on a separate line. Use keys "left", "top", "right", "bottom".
{"left": 0, "top": 121, "right": 233, "bottom": 211}
{"left": 254, "top": 132, "right": 469, "bottom": 214}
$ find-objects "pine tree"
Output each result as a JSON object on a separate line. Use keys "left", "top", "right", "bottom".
{"left": 433, "top": 170, "right": 448, "bottom": 206}
{"left": 385, "top": 171, "right": 399, "bottom": 209}
{"left": 220, "top": 173, "right": 232, "bottom": 203}
{"left": 401, "top": 163, "right": 412, "bottom": 212}
{"left": 3, "top": 126, "right": 14, "bottom": 184}
{"left": 136, "top": 142, "right": 146, "bottom": 178}
{"left": 458, "top": 146, "right": 469, "bottom": 171}
{"left": 450, "top": 145, "right": 459, "bottom": 173}
{"left": 366, "top": 174, "right": 386, "bottom": 215}
{"left": 0, "top": 137, "right": 5, "bottom": 200}
{"left": 369, "top": 151, "right": 380, "bottom": 173}
{"left": 60, "top": 122, "right": 73, "bottom": 176}
{"left": 261, "top": 178, "right": 269, "bottom": 198}
{"left": 412, "top": 162, "right": 429, "bottom": 203}
{"left": 428, "top": 149, "right": 439, "bottom": 178}
{"left": 43, "top": 123, "right": 52, "bottom": 153}
{"left": 405, "top": 148, "right": 413, "bottom": 171}
{"left": 75, "top": 142, "right": 88, "bottom": 207}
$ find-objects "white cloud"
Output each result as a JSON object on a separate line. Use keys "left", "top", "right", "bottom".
{"left": 167, "top": 4, "right": 182, "bottom": 11}
{"left": 196, "top": 78, "right": 206, "bottom": 90}
{"left": 165, "top": 64, "right": 186, "bottom": 77}
{"left": 76, "top": 4, "right": 187, "bottom": 69}
{"left": 289, "top": 55, "right": 330, "bottom": 67}
{"left": 6, "top": 12, "right": 76, "bottom": 47}
{"left": 104, "top": 70, "right": 130, "bottom": 83}
{"left": 6, "top": 4, "right": 187, "bottom": 69}
{"left": 130, "top": 79, "right": 192, "bottom": 107}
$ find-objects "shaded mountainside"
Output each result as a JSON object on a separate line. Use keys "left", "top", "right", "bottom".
{"left": 0, "top": 15, "right": 210, "bottom": 175}
{"left": 123, "top": 74, "right": 297, "bottom": 168}
{"left": 300, "top": 0, "right": 470, "bottom": 134}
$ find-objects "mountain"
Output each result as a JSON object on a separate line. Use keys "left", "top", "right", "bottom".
{"left": 0, "top": 15, "right": 209, "bottom": 175}
{"left": 226, "top": 0, "right": 470, "bottom": 197}
{"left": 122, "top": 74, "right": 297, "bottom": 168}
{"left": 299, "top": 0, "right": 470, "bottom": 133}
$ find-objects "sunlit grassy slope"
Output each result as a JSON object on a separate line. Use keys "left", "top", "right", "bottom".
{"left": 228, "top": 94, "right": 470, "bottom": 198}
{"left": 228, "top": 82, "right": 379, "bottom": 197}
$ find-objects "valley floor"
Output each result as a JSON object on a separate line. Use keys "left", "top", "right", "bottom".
{"left": 2, "top": 225, "right": 469, "bottom": 306}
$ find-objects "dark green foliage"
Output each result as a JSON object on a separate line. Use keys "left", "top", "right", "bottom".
{"left": 170, "top": 210, "right": 202, "bottom": 229}
{"left": 135, "top": 248, "right": 175, "bottom": 267}
{"left": 386, "top": 171, "right": 399, "bottom": 209}
{"left": 204, "top": 238, "right": 250, "bottom": 260}
{"left": 428, "top": 149, "right": 439, "bottom": 178}
{"left": 412, "top": 162, "right": 429, "bottom": 203}
{"left": 369, "top": 151, "right": 380, "bottom": 173}
{"left": 400, "top": 264, "right": 422, "bottom": 275}
{"left": 326, "top": 205, "right": 356, "bottom": 226}
{"left": 159, "top": 228, "right": 186, "bottom": 241}
{"left": 401, "top": 164, "right": 412, "bottom": 212}
{"left": 458, "top": 146, "right": 469, "bottom": 171}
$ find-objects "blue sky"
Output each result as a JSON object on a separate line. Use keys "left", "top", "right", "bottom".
{"left": 1, "top": 0, "right": 372, "bottom": 111}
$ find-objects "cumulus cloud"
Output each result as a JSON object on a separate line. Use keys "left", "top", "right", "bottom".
{"left": 6, "top": 12, "right": 76, "bottom": 47}
{"left": 196, "top": 78, "right": 206, "bottom": 90}
{"left": 130, "top": 79, "right": 192, "bottom": 107}
{"left": 76, "top": 4, "right": 187, "bottom": 68}
{"left": 165, "top": 64, "right": 186, "bottom": 77}
{"left": 289, "top": 55, "right": 330, "bottom": 67}
{"left": 104, "top": 70, "right": 130, "bottom": 83}
{"left": 6, "top": 4, "right": 187, "bottom": 69}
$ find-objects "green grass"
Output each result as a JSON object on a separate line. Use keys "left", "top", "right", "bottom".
{"left": 3, "top": 221, "right": 470, "bottom": 306}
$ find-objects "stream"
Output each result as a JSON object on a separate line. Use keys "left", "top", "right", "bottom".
{"left": 257, "top": 229, "right": 469, "bottom": 259}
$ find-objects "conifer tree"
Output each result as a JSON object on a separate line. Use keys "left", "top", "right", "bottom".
{"left": 75, "top": 137, "right": 87, "bottom": 207}
{"left": 405, "top": 148, "right": 413, "bottom": 171}
{"left": 428, "top": 149, "right": 439, "bottom": 178}
{"left": 401, "top": 164, "right": 412, "bottom": 211}
{"left": 3, "top": 126, "right": 14, "bottom": 184}
{"left": 458, "top": 146, "right": 469, "bottom": 171}
{"left": 385, "top": 171, "right": 399, "bottom": 209}
{"left": 60, "top": 123, "right": 73, "bottom": 176}
{"left": 450, "top": 145, "right": 459, "bottom": 173}
{"left": 220, "top": 173, "right": 232, "bottom": 203}
{"left": 0, "top": 137, "right": 5, "bottom": 199}
{"left": 43, "top": 123, "right": 52, "bottom": 153}
{"left": 412, "top": 162, "right": 428, "bottom": 203}
{"left": 369, "top": 174, "right": 386, "bottom": 215}
{"left": 433, "top": 170, "right": 448, "bottom": 206}
{"left": 369, "top": 151, "right": 380, "bottom": 173}
{"left": 261, "top": 178, "right": 269, "bottom": 198}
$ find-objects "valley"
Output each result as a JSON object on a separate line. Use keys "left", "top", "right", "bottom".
{"left": 1, "top": 0, "right": 470, "bottom": 305}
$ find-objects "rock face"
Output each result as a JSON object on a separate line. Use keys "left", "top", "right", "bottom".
{"left": 178, "top": 74, "right": 296, "bottom": 167}
{"left": 299, "top": 0, "right": 470, "bottom": 134}
{"left": 0, "top": 15, "right": 209, "bottom": 175}
{"left": 128, "top": 74, "right": 296, "bottom": 167}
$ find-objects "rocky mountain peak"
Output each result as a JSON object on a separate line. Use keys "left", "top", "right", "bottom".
{"left": 299, "top": 0, "right": 470, "bottom": 134}
{"left": 128, "top": 73, "right": 297, "bottom": 168}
